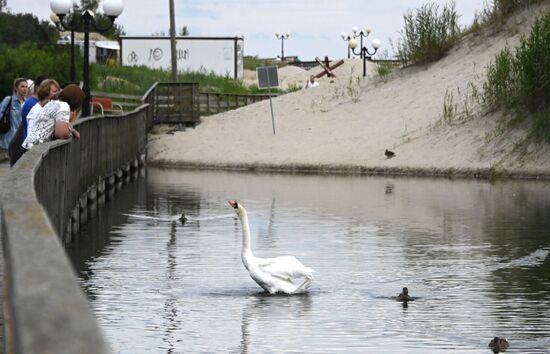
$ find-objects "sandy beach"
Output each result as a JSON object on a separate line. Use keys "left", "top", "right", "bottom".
{"left": 148, "top": 4, "right": 550, "bottom": 179}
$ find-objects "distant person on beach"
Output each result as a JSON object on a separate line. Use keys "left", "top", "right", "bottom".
{"left": 304, "top": 75, "right": 319, "bottom": 89}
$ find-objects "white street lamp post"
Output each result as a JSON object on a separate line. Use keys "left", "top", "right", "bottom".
{"left": 349, "top": 31, "right": 381, "bottom": 77}
{"left": 50, "top": 0, "right": 124, "bottom": 117}
{"left": 275, "top": 32, "right": 290, "bottom": 60}
{"left": 352, "top": 26, "right": 372, "bottom": 59}
{"left": 340, "top": 32, "right": 352, "bottom": 59}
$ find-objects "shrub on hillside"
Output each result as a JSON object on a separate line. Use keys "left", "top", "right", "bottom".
{"left": 483, "top": 12, "right": 550, "bottom": 141}
{"left": 395, "top": 1, "right": 460, "bottom": 64}
{"left": 474, "top": 0, "right": 545, "bottom": 26}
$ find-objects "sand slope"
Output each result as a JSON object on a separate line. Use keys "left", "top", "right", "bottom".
{"left": 148, "top": 4, "right": 550, "bottom": 178}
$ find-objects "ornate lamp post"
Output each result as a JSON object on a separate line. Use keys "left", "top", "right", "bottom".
{"left": 275, "top": 32, "right": 290, "bottom": 60}
{"left": 349, "top": 36, "right": 381, "bottom": 77}
{"left": 340, "top": 32, "right": 352, "bottom": 59}
{"left": 50, "top": 0, "right": 124, "bottom": 117}
{"left": 50, "top": 13, "right": 77, "bottom": 82}
{"left": 351, "top": 26, "right": 373, "bottom": 58}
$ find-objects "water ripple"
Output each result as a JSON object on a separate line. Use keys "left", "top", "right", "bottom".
{"left": 67, "top": 170, "right": 550, "bottom": 354}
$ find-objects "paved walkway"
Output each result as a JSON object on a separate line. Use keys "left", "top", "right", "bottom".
{"left": 0, "top": 149, "right": 8, "bottom": 351}
{"left": 0, "top": 148, "right": 7, "bottom": 163}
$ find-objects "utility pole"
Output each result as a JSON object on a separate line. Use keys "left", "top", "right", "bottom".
{"left": 169, "top": 0, "right": 177, "bottom": 80}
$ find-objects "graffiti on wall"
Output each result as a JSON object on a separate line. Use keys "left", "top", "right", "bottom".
{"left": 127, "top": 48, "right": 191, "bottom": 65}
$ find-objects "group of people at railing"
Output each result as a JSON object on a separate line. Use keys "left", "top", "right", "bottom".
{"left": 0, "top": 77, "right": 85, "bottom": 166}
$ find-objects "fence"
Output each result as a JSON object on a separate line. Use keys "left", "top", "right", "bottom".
{"left": 198, "top": 92, "right": 273, "bottom": 116}
{"left": 95, "top": 83, "right": 275, "bottom": 123}
{"left": 141, "top": 82, "right": 200, "bottom": 125}
{"left": 91, "top": 90, "right": 142, "bottom": 112}
{"left": 0, "top": 105, "right": 150, "bottom": 354}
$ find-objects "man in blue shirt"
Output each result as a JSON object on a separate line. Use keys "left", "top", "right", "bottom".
{"left": 20, "top": 76, "right": 46, "bottom": 141}
{"left": 0, "top": 78, "right": 28, "bottom": 149}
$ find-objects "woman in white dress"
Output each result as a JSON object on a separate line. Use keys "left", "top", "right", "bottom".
{"left": 25, "top": 79, "right": 61, "bottom": 137}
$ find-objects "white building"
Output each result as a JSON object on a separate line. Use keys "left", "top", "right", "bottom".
{"left": 119, "top": 36, "right": 244, "bottom": 80}
{"left": 57, "top": 32, "right": 119, "bottom": 64}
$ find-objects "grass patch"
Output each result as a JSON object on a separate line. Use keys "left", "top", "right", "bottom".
{"left": 243, "top": 55, "right": 288, "bottom": 70}
{"left": 331, "top": 66, "right": 362, "bottom": 103}
{"left": 90, "top": 63, "right": 279, "bottom": 95}
{"left": 244, "top": 55, "right": 269, "bottom": 70}
{"left": 375, "top": 49, "right": 402, "bottom": 83}
{"left": 441, "top": 81, "right": 483, "bottom": 126}
{"left": 471, "top": 0, "right": 545, "bottom": 29}
{"left": 376, "top": 61, "right": 401, "bottom": 83}
{"left": 395, "top": 1, "right": 460, "bottom": 64}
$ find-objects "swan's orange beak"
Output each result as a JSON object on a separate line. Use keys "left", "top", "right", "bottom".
{"left": 228, "top": 200, "right": 238, "bottom": 209}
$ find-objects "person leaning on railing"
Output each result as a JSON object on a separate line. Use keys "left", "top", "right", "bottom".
{"left": 10, "top": 79, "right": 62, "bottom": 166}
{"left": 22, "top": 84, "right": 84, "bottom": 151}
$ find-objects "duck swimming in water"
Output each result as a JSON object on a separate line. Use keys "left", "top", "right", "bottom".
{"left": 396, "top": 287, "right": 413, "bottom": 302}
{"left": 488, "top": 337, "right": 509, "bottom": 352}
{"left": 178, "top": 213, "right": 187, "bottom": 225}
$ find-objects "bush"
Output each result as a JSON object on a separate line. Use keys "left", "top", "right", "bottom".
{"left": 396, "top": 1, "right": 460, "bottom": 64}
{"left": 0, "top": 12, "right": 58, "bottom": 47}
{"left": 483, "top": 12, "right": 550, "bottom": 141}
{"left": 0, "top": 43, "right": 74, "bottom": 98}
{"left": 474, "top": 0, "right": 544, "bottom": 26}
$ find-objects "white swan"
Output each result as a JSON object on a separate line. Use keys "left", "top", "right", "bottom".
{"left": 228, "top": 200, "right": 314, "bottom": 294}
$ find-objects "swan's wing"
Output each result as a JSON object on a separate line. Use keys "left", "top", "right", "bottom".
{"left": 248, "top": 266, "right": 274, "bottom": 293}
{"left": 259, "top": 256, "right": 313, "bottom": 281}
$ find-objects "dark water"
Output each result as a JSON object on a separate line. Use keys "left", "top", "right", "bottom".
{"left": 66, "top": 168, "right": 550, "bottom": 354}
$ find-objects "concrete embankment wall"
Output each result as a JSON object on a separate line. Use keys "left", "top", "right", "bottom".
{"left": 0, "top": 105, "right": 150, "bottom": 354}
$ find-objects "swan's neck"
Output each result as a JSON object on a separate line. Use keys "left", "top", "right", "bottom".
{"left": 239, "top": 208, "right": 254, "bottom": 270}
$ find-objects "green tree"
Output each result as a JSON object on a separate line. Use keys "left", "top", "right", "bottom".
{"left": 81, "top": 0, "right": 99, "bottom": 11}
{"left": 0, "top": 12, "right": 58, "bottom": 46}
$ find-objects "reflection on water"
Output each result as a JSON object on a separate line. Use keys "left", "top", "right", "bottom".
{"left": 239, "top": 293, "right": 314, "bottom": 354}
{"left": 66, "top": 168, "right": 550, "bottom": 353}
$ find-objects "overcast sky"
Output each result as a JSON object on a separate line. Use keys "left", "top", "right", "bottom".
{"left": 6, "top": 0, "right": 485, "bottom": 60}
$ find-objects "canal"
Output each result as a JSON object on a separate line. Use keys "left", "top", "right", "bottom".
{"left": 66, "top": 167, "right": 550, "bottom": 353}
